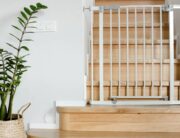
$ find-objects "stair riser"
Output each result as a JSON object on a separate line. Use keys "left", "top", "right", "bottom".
{"left": 60, "top": 113, "right": 180, "bottom": 132}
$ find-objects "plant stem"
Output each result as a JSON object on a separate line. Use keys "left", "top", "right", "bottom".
{"left": 7, "top": 14, "right": 32, "bottom": 120}
{"left": 0, "top": 97, "right": 7, "bottom": 120}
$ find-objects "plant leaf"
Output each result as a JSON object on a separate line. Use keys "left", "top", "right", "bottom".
{"left": 29, "top": 21, "right": 37, "bottom": 24}
{"left": 18, "top": 17, "right": 25, "bottom": 24}
{"left": 24, "top": 7, "right": 32, "bottom": 15}
{"left": 22, "top": 39, "right": 33, "bottom": 42}
{"left": 30, "top": 16, "right": 37, "bottom": 19}
{"left": 30, "top": 5, "right": 37, "bottom": 11}
{"left": 36, "top": 3, "right": 48, "bottom": 9}
{"left": 27, "top": 26, "right": 37, "bottom": 29}
{"left": 9, "top": 33, "right": 20, "bottom": 41}
{"left": 25, "top": 31, "right": 34, "bottom": 34}
{"left": 12, "top": 25, "right": 22, "bottom": 32}
{"left": 21, "top": 46, "right": 29, "bottom": 51}
{"left": 6, "top": 43, "right": 18, "bottom": 51}
{"left": 21, "top": 11, "right": 28, "bottom": 20}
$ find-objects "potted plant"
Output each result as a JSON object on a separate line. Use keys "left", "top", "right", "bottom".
{"left": 0, "top": 2, "right": 47, "bottom": 138}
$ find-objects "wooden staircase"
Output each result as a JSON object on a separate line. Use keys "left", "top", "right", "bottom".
{"left": 28, "top": 0, "right": 180, "bottom": 137}
{"left": 87, "top": 0, "right": 180, "bottom": 103}
{"left": 57, "top": 0, "right": 180, "bottom": 134}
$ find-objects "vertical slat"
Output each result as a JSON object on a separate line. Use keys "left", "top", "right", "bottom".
{"left": 126, "top": 8, "right": 129, "bottom": 96}
{"left": 91, "top": 10, "right": 94, "bottom": 101}
{"left": 143, "top": 7, "right": 146, "bottom": 96}
{"left": 134, "top": 7, "right": 138, "bottom": 96}
{"left": 151, "top": 7, "right": 154, "bottom": 96}
{"left": 110, "top": 9, "right": 113, "bottom": 97}
{"left": 160, "top": 6, "right": 163, "bottom": 97}
{"left": 99, "top": 7, "right": 104, "bottom": 101}
{"left": 169, "top": 7, "right": 174, "bottom": 101}
{"left": 118, "top": 8, "right": 121, "bottom": 96}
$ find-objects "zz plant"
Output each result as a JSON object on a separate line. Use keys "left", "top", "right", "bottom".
{"left": 0, "top": 3, "right": 47, "bottom": 120}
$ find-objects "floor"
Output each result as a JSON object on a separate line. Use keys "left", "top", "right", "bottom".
{"left": 27, "top": 130, "right": 180, "bottom": 138}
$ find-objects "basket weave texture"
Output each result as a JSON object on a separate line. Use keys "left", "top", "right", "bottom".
{"left": 0, "top": 115, "right": 26, "bottom": 138}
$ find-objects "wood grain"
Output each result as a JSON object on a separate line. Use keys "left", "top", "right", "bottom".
{"left": 58, "top": 106, "right": 180, "bottom": 132}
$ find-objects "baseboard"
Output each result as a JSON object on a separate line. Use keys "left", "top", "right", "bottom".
{"left": 29, "top": 123, "right": 59, "bottom": 129}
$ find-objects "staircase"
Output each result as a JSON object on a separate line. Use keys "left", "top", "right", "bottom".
{"left": 28, "top": 0, "right": 180, "bottom": 137}
{"left": 87, "top": 0, "right": 180, "bottom": 105}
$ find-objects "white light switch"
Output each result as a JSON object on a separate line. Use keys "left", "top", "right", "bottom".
{"left": 35, "top": 21, "right": 57, "bottom": 32}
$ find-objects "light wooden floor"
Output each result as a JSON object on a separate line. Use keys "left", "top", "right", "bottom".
{"left": 27, "top": 130, "right": 180, "bottom": 138}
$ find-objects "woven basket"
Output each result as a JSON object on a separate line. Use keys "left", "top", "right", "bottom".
{"left": 0, "top": 103, "right": 31, "bottom": 138}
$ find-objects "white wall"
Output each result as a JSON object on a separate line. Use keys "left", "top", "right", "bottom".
{"left": 0, "top": 0, "right": 84, "bottom": 128}
{"left": 1, "top": 0, "right": 180, "bottom": 129}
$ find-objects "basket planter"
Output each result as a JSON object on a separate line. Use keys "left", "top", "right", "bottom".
{"left": 0, "top": 115, "right": 26, "bottom": 138}
{"left": 0, "top": 103, "right": 30, "bottom": 138}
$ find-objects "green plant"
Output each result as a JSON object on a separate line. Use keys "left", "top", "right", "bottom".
{"left": 0, "top": 3, "right": 47, "bottom": 120}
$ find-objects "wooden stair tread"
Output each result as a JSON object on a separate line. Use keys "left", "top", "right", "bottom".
{"left": 58, "top": 105, "right": 180, "bottom": 114}
{"left": 87, "top": 80, "right": 180, "bottom": 86}
{"left": 27, "top": 130, "right": 180, "bottom": 138}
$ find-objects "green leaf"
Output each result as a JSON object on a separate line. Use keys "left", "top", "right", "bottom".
{"left": 18, "top": 17, "right": 25, "bottom": 27}
{"left": 36, "top": 3, "right": 48, "bottom": 9}
{"left": 17, "top": 64, "right": 24, "bottom": 69}
{"left": 21, "top": 46, "right": 29, "bottom": 51}
{"left": 21, "top": 11, "right": 28, "bottom": 20}
{"left": 24, "top": 7, "right": 32, "bottom": 15}
{"left": 30, "top": 16, "right": 38, "bottom": 19}
{"left": 6, "top": 43, "right": 18, "bottom": 51}
{"left": 12, "top": 25, "right": 22, "bottom": 32}
{"left": 18, "top": 21, "right": 25, "bottom": 28}
{"left": 20, "top": 54, "right": 30, "bottom": 59}
{"left": 25, "top": 31, "right": 34, "bottom": 34}
{"left": 0, "top": 91, "right": 5, "bottom": 95}
{"left": 22, "top": 39, "right": 33, "bottom": 42}
{"left": 29, "top": 21, "right": 37, "bottom": 24}
{"left": 27, "top": 26, "right": 37, "bottom": 29}
{"left": 18, "top": 17, "right": 25, "bottom": 24}
{"left": 5, "top": 68, "right": 13, "bottom": 73}
{"left": 9, "top": 33, "right": 20, "bottom": 41}
{"left": 30, "top": 5, "right": 37, "bottom": 11}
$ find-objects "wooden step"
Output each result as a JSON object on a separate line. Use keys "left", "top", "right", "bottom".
{"left": 27, "top": 129, "right": 180, "bottom": 138}
{"left": 58, "top": 105, "right": 180, "bottom": 132}
{"left": 95, "top": 0, "right": 165, "bottom": 6}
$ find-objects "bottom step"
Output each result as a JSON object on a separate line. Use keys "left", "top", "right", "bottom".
{"left": 58, "top": 105, "right": 180, "bottom": 132}
{"left": 27, "top": 130, "right": 180, "bottom": 138}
